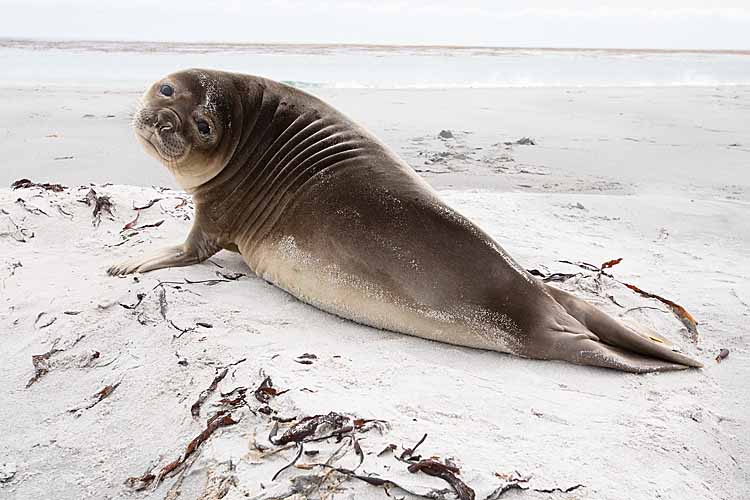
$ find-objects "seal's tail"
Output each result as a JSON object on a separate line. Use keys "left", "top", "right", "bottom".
{"left": 544, "top": 284, "right": 703, "bottom": 373}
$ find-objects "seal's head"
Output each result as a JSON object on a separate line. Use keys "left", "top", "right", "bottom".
{"left": 134, "top": 69, "right": 241, "bottom": 190}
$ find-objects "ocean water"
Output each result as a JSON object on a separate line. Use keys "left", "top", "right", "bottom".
{"left": 1, "top": 39, "right": 750, "bottom": 89}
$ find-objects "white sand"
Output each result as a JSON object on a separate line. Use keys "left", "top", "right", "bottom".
{"left": 1, "top": 181, "right": 747, "bottom": 499}
{"left": 0, "top": 83, "right": 748, "bottom": 499}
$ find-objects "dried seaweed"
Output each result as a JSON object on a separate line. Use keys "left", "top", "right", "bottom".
{"left": 558, "top": 260, "right": 603, "bottom": 274}
{"left": 260, "top": 423, "right": 569, "bottom": 500}
{"left": 274, "top": 434, "right": 365, "bottom": 485}
{"left": 176, "top": 353, "right": 189, "bottom": 366}
{"left": 121, "top": 211, "right": 140, "bottom": 231}
{"left": 169, "top": 320, "right": 195, "bottom": 339}
{"left": 79, "top": 188, "right": 114, "bottom": 227}
{"left": 601, "top": 258, "right": 622, "bottom": 270}
{"left": 534, "top": 484, "right": 584, "bottom": 494}
{"left": 526, "top": 268, "right": 580, "bottom": 282}
{"left": 310, "top": 464, "right": 455, "bottom": 500}
{"left": 68, "top": 380, "right": 121, "bottom": 413}
{"left": 153, "top": 278, "right": 230, "bottom": 290}
{"left": 185, "top": 278, "right": 230, "bottom": 286}
{"left": 15, "top": 198, "right": 49, "bottom": 216}
{"left": 26, "top": 348, "right": 63, "bottom": 387}
{"left": 407, "top": 459, "right": 475, "bottom": 500}
{"left": 622, "top": 283, "right": 699, "bottom": 342}
{"left": 377, "top": 444, "right": 397, "bottom": 457}
{"left": 272, "top": 443, "right": 305, "bottom": 480}
{"left": 191, "top": 369, "right": 228, "bottom": 417}
{"left": 294, "top": 353, "right": 318, "bottom": 365}
{"left": 153, "top": 280, "right": 185, "bottom": 290}
{"left": 55, "top": 205, "right": 73, "bottom": 218}
{"left": 259, "top": 405, "right": 276, "bottom": 416}
{"left": 254, "top": 376, "right": 289, "bottom": 404}
{"left": 485, "top": 472, "right": 530, "bottom": 498}
{"left": 125, "top": 411, "right": 240, "bottom": 491}
{"left": 11, "top": 178, "right": 67, "bottom": 192}
{"left": 134, "top": 219, "right": 165, "bottom": 231}
{"left": 390, "top": 434, "right": 475, "bottom": 500}
{"left": 218, "top": 387, "right": 248, "bottom": 406}
{"left": 216, "top": 270, "right": 245, "bottom": 280}
{"left": 170, "top": 319, "right": 215, "bottom": 339}
{"left": 191, "top": 359, "right": 246, "bottom": 417}
{"left": 258, "top": 413, "right": 577, "bottom": 500}
{"left": 0, "top": 212, "right": 34, "bottom": 242}
{"left": 557, "top": 257, "right": 700, "bottom": 342}
{"left": 158, "top": 287, "right": 168, "bottom": 320}
{"left": 487, "top": 472, "right": 583, "bottom": 497}
{"left": 34, "top": 312, "right": 57, "bottom": 329}
{"left": 272, "top": 412, "right": 351, "bottom": 445}
{"left": 270, "top": 412, "right": 387, "bottom": 448}
{"left": 119, "top": 292, "right": 146, "bottom": 310}
{"left": 400, "top": 433, "right": 428, "bottom": 461}
{"left": 133, "top": 198, "right": 162, "bottom": 210}
{"left": 26, "top": 348, "right": 101, "bottom": 388}
{"left": 606, "top": 293, "right": 624, "bottom": 307}
{"left": 167, "top": 319, "right": 195, "bottom": 339}
{"left": 3, "top": 259, "right": 23, "bottom": 279}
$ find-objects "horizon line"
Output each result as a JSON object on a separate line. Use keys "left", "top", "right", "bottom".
{"left": 2, "top": 37, "right": 749, "bottom": 55}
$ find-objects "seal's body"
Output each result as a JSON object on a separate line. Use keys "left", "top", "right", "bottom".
{"left": 110, "top": 69, "right": 702, "bottom": 373}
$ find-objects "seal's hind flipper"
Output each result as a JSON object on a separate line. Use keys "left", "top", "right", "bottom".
{"left": 545, "top": 284, "right": 703, "bottom": 370}
{"left": 547, "top": 333, "right": 690, "bottom": 373}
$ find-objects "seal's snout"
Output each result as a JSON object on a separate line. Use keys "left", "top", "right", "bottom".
{"left": 133, "top": 104, "right": 189, "bottom": 164}
{"left": 132, "top": 106, "right": 179, "bottom": 134}
{"left": 154, "top": 108, "right": 180, "bottom": 133}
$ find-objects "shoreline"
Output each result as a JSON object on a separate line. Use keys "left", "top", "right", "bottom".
{"left": 4, "top": 38, "right": 750, "bottom": 56}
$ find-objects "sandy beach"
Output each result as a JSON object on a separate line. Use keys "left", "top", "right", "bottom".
{"left": 1, "top": 58, "right": 749, "bottom": 498}
{"left": 1, "top": 84, "right": 749, "bottom": 200}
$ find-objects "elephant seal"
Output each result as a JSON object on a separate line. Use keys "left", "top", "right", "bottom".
{"left": 109, "top": 69, "right": 702, "bottom": 373}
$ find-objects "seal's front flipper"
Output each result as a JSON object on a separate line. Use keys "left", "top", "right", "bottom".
{"left": 107, "top": 224, "right": 220, "bottom": 276}
{"left": 545, "top": 284, "right": 703, "bottom": 369}
{"left": 107, "top": 244, "right": 193, "bottom": 275}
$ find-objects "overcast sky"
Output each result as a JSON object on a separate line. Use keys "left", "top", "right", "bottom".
{"left": 2, "top": 0, "right": 749, "bottom": 49}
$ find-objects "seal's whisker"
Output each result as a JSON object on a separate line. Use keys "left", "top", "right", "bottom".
{"left": 128, "top": 97, "right": 145, "bottom": 128}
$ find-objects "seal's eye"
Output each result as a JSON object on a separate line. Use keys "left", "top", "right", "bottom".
{"left": 159, "top": 84, "right": 174, "bottom": 97}
{"left": 196, "top": 119, "right": 210, "bottom": 135}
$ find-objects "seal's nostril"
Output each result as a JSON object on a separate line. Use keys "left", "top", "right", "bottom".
{"left": 155, "top": 109, "right": 179, "bottom": 133}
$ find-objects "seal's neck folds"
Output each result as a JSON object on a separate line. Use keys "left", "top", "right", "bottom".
{"left": 194, "top": 80, "right": 374, "bottom": 248}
